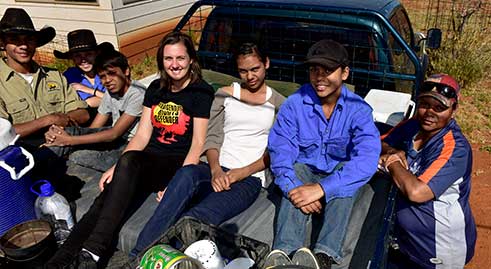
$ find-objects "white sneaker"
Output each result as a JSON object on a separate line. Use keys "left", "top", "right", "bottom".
{"left": 291, "top": 247, "right": 320, "bottom": 269}
{"left": 263, "top": 249, "right": 292, "bottom": 268}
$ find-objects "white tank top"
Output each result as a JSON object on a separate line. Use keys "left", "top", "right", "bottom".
{"left": 219, "top": 82, "right": 275, "bottom": 186}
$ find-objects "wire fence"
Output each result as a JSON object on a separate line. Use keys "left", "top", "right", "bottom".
{"left": 34, "top": 34, "right": 68, "bottom": 66}
{"left": 24, "top": 1, "right": 491, "bottom": 70}
{"left": 402, "top": 0, "right": 491, "bottom": 36}
{"left": 178, "top": 3, "right": 423, "bottom": 98}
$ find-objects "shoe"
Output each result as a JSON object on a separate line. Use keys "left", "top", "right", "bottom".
{"left": 72, "top": 250, "right": 97, "bottom": 269}
{"left": 263, "top": 249, "right": 292, "bottom": 268}
{"left": 291, "top": 247, "right": 320, "bottom": 269}
{"left": 315, "top": 252, "right": 333, "bottom": 269}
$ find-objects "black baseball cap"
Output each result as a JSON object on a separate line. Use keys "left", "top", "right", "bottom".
{"left": 305, "top": 39, "right": 349, "bottom": 70}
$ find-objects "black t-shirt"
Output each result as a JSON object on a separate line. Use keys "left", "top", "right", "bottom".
{"left": 143, "top": 78, "right": 214, "bottom": 156}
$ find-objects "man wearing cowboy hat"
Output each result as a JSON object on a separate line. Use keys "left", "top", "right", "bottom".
{"left": 379, "top": 74, "right": 476, "bottom": 268}
{"left": 55, "top": 29, "right": 114, "bottom": 109}
{"left": 0, "top": 8, "right": 89, "bottom": 149}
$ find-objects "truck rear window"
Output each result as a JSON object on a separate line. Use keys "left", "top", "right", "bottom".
{"left": 181, "top": 5, "right": 417, "bottom": 97}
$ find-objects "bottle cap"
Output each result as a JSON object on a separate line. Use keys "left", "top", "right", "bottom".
{"left": 39, "top": 182, "right": 55, "bottom": 197}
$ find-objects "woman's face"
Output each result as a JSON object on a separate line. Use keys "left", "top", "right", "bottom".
{"left": 71, "top": 50, "right": 97, "bottom": 73}
{"left": 416, "top": 96, "right": 454, "bottom": 135}
{"left": 236, "top": 54, "right": 269, "bottom": 91}
{"left": 162, "top": 42, "right": 193, "bottom": 83}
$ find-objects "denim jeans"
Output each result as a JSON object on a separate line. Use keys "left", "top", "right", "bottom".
{"left": 48, "top": 126, "right": 127, "bottom": 172}
{"left": 273, "top": 163, "right": 361, "bottom": 264}
{"left": 130, "top": 163, "right": 262, "bottom": 257}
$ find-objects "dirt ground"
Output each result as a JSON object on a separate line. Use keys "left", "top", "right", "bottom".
{"left": 465, "top": 145, "right": 491, "bottom": 268}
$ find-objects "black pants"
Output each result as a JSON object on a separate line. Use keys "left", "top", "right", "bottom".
{"left": 46, "top": 150, "right": 185, "bottom": 268}
{"left": 387, "top": 247, "right": 426, "bottom": 269}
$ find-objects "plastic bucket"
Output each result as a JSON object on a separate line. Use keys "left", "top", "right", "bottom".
{"left": 0, "top": 145, "right": 36, "bottom": 236}
{"left": 0, "top": 220, "right": 57, "bottom": 268}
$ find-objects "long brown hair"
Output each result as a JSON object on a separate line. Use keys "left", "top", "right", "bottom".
{"left": 156, "top": 31, "right": 202, "bottom": 90}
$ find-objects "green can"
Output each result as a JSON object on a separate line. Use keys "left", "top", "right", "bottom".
{"left": 138, "top": 244, "right": 203, "bottom": 269}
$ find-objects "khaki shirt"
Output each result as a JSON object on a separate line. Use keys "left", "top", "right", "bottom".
{"left": 0, "top": 58, "right": 87, "bottom": 124}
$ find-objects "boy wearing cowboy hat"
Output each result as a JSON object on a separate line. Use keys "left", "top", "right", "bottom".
{"left": 42, "top": 49, "right": 146, "bottom": 172}
{"left": 55, "top": 29, "right": 114, "bottom": 109}
{"left": 0, "top": 8, "right": 89, "bottom": 149}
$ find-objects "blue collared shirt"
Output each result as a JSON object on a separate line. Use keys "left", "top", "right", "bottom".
{"left": 268, "top": 83, "right": 381, "bottom": 202}
{"left": 63, "top": 67, "right": 105, "bottom": 100}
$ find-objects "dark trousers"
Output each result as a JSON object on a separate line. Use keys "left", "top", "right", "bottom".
{"left": 46, "top": 150, "right": 184, "bottom": 268}
{"left": 387, "top": 247, "right": 427, "bottom": 269}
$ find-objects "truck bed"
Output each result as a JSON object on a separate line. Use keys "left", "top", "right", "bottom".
{"left": 70, "top": 161, "right": 395, "bottom": 269}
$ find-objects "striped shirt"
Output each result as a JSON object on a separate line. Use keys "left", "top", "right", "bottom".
{"left": 384, "top": 118, "right": 476, "bottom": 268}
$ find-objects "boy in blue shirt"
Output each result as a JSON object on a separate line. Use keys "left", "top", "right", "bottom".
{"left": 55, "top": 29, "right": 114, "bottom": 109}
{"left": 266, "top": 40, "right": 381, "bottom": 268}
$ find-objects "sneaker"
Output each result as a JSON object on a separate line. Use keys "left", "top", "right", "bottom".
{"left": 73, "top": 250, "right": 97, "bottom": 269}
{"left": 315, "top": 252, "right": 333, "bottom": 269}
{"left": 263, "top": 249, "right": 292, "bottom": 268}
{"left": 291, "top": 247, "right": 320, "bottom": 269}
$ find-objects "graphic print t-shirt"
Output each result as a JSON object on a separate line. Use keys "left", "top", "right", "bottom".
{"left": 143, "top": 79, "right": 214, "bottom": 156}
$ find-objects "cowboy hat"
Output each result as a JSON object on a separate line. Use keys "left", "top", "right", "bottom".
{"left": 0, "top": 8, "right": 56, "bottom": 47}
{"left": 54, "top": 29, "right": 114, "bottom": 59}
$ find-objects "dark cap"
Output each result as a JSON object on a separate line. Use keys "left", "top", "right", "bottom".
{"left": 305, "top": 39, "right": 349, "bottom": 70}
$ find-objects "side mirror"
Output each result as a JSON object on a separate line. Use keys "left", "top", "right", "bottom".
{"left": 426, "top": 28, "right": 442, "bottom": 49}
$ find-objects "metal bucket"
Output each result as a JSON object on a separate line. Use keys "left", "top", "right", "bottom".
{"left": 139, "top": 244, "right": 203, "bottom": 269}
{"left": 0, "top": 220, "right": 57, "bottom": 268}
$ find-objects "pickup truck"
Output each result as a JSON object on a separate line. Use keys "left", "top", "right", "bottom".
{"left": 73, "top": 0, "right": 441, "bottom": 268}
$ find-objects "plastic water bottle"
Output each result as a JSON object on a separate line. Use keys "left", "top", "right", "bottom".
{"left": 31, "top": 180, "right": 74, "bottom": 245}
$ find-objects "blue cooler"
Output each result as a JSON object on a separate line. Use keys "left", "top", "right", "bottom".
{"left": 0, "top": 119, "right": 35, "bottom": 236}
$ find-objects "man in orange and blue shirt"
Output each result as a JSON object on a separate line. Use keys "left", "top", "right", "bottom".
{"left": 380, "top": 74, "right": 476, "bottom": 268}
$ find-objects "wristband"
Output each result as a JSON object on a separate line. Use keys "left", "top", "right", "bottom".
{"left": 384, "top": 154, "right": 405, "bottom": 171}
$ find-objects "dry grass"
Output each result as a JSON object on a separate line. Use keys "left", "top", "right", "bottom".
{"left": 131, "top": 54, "right": 157, "bottom": 80}
{"left": 403, "top": 0, "right": 491, "bottom": 147}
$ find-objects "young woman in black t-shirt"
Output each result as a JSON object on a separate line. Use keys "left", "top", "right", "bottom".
{"left": 46, "top": 32, "right": 214, "bottom": 268}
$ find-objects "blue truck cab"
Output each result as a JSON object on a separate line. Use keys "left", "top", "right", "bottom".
{"left": 176, "top": 0, "right": 440, "bottom": 106}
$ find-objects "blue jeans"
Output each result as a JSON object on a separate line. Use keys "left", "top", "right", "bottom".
{"left": 130, "top": 163, "right": 262, "bottom": 257}
{"left": 273, "top": 163, "right": 361, "bottom": 264}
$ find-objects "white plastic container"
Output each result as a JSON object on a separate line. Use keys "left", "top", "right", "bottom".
{"left": 184, "top": 240, "right": 226, "bottom": 269}
{"left": 0, "top": 118, "right": 18, "bottom": 152}
{"left": 31, "top": 180, "right": 74, "bottom": 245}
